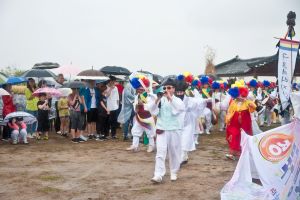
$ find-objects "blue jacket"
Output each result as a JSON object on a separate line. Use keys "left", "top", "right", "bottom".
{"left": 80, "top": 87, "right": 100, "bottom": 111}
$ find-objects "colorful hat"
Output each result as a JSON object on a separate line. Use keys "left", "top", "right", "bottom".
{"left": 211, "top": 81, "right": 220, "bottom": 89}
{"left": 228, "top": 80, "right": 248, "bottom": 99}
{"left": 263, "top": 80, "right": 270, "bottom": 87}
{"left": 129, "top": 73, "right": 150, "bottom": 89}
{"left": 249, "top": 79, "right": 258, "bottom": 88}
{"left": 200, "top": 76, "right": 209, "bottom": 85}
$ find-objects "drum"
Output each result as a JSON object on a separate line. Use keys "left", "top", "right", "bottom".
{"left": 262, "top": 96, "right": 276, "bottom": 110}
{"left": 256, "top": 105, "right": 265, "bottom": 115}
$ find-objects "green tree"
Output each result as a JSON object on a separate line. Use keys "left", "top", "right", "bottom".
{"left": 0, "top": 66, "right": 26, "bottom": 77}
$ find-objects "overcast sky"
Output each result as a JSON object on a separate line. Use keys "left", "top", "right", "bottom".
{"left": 0, "top": 0, "right": 299, "bottom": 76}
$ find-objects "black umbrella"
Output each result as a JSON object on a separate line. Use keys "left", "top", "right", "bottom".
{"left": 21, "top": 69, "right": 57, "bottom": 78}
{"left": 32, "top": 62, "right": 60, "bottom": 69}
{"left": 100, "top": 66, "right": 131, "bottom": 76}
{"left": 161, "top": 75, "right": 177, "bottom": 85}
{"left": 62, "top": 81, "right": 85, "bottom": 89}
{"left": 153, "top": 74, "right": 163, "bottom": 84}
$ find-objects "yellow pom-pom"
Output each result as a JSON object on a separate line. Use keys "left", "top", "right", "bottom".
{"left": 183, "top": 71, "right": 190, "bottom": 77}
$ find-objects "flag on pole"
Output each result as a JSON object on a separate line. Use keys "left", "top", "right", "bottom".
{"left": 277, "top": 38, "right": 300, "bottom": 110}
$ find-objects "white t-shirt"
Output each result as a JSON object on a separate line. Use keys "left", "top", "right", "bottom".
{"left": 106, "top": 87, "right": 119, "bottom": 111}
{"left": 90, "top": 88, "right": 96, "bottom": 109}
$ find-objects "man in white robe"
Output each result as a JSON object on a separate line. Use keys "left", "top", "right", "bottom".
{"left": 148, "top": 78, "right": 185, "bottom": 183}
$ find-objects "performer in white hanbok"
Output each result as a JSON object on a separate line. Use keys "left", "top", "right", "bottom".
{"left": 126, "top": 74, "right": 156, "bottom": 152}
{"left": 174, "top": 78, "right": 197, "bottom": 165}
{"left": 247, "top": 79, "right": 263, "bottom": 135}
{"left": 211, "top": 81, "right": 227, "bottom": 132}
{"left": 148, "top": 78, "right": 185, "bottom": 183}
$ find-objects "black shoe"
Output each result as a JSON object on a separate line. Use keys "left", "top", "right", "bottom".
{"left": 101, "top": 136, "right": 108, "bottom": 140}
{"left": 71, "top": 138, "right": 79, "bottom": 143}
{"left": 88, "top": 135, "right": 94, "bottom": 140}
{"left": 78, "top": 137, "right": 86, "bottom": 143}
{"left": 111, "top": 136, "right": 117, "bottom": 140}
{"left": 123, "top": 136, "right": 129, "bottom": 141}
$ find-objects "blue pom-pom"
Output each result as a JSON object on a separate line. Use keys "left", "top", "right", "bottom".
{"left": 130, "top": 77, "right": 141, "bottom": 89}
{"left": 223, "top": 82, "right": 228, "bottom": 89}
{"left": 191, "top": 79, "right": 199, "bottom": 86}
{"left": 212, "top": 81, "right": 220, "bottom": 89}
{"left": 263, "top": 80, "right": 270, "bottom": 87}
{"left": 249, "top": 79, "right": 258, "bottom": 88}
{"left": 228, "top": 87, "right": 239, "bottom": 99}
{"left": 292, "top": 83, "right": 297, "bottom": 89}
{"left": 177, "top": 74, "right": 184, "bottom": 81}
{"left": 200, "top": 76, "right": 209, "bottom": 84}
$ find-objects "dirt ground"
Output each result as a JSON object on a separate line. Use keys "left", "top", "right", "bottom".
{"left": 0, "top": 125, "right": 276, "bottom": 200}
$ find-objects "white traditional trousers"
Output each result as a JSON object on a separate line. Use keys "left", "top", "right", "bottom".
{"left": 154, "top": 130, "right": 181, "bottom": 178}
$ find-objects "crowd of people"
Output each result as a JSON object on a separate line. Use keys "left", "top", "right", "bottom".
{"left": 1, "top": 71, "right": 299, "bottom": 183}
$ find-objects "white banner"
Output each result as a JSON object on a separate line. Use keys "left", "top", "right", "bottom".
{"left": 278, "top": 39, "right": 299, "bottom": 110}
{"left": 221, "top": 92, "right": 300, "bottom": 200}
{"left": 221, "top": 121, "right": 300, "bottom": 200}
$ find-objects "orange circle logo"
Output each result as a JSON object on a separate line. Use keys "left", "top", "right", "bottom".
{"left": 259, "top": 133, "right": 294, "bottom": 162}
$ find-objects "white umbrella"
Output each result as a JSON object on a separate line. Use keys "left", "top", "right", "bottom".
{"left": 76, "top": 76, "right": 109, "bottom": 81}
{"left": 0, "top": 88, "right": 10, "bottom": 96}
{"left": 57, "top": 88, "right": 72, "bottom": 97}
{"left": 4, "top": 112, "right": 37, "bottom": 124}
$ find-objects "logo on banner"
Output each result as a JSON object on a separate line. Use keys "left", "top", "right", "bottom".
{"left": 259, "top": 133, "right": 294, "bottom": 162}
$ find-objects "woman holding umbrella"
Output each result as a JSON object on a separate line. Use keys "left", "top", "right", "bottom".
{"left": 1, "top": 84, "right": 16, "bottom": 141}
{"left": 25, "top": 78, "right": 39, "bottom": 138}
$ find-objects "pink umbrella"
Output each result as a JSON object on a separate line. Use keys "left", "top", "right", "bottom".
{"left": 51, "top": 64, "right": 82, "bottom": 79}
{"left": 32, "top": 87, "right": 62, "bottom": 97}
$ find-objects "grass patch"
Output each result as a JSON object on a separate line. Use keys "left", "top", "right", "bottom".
{"left": 137, "top": 188, "right": 156, "bottom": 194}
{"left": 39, "top": 174, "right": 62, "bottom": 181}
{"left": 39, "top": 186, "right": 61, "bottom": 193}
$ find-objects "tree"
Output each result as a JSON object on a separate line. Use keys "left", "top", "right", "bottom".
{"left": 204, "top": 46, "right": 216, "bottom": 75}
{"left": 0, "top": 66, "right": 26, "bottom": 77}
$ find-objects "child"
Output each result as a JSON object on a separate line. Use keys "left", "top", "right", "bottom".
{"left": 58, "top": 95, "right": 70, "bottom": 137}
{"left": 37, "top": 93, "right": 50, "bottom": 140}
{"left": 8, "top": 117, "right": 28, "bottom": 144}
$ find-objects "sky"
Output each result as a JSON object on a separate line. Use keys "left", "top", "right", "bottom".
{"left": 0, "top": 0, "right": 299, "bottom": 76}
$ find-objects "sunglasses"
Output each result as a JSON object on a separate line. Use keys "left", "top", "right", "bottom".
{"left": 163, "top": 86, "right": 173, "bottom": 90}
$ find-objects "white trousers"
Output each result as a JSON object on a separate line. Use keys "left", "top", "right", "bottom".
{"left": 131, "top": 118, "right": 155, "bottom": 148}
{"left": 218, "top": 111, "right": 226, "bottom": 130}
{"left": 11, "top": 129, "right": 27, "bottom": 143}
{"left": 203, "top": 108, "right": 212, "bottom": 130}
{"left": 154, "top": 130, "right": 181, "bottom": 178}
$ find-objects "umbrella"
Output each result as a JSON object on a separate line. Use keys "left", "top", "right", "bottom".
{"left": 0, "top": 72, "right": 8, "bottom": 84}
{"left": 6, "top": 77, "right": 27, "bottom": 85}
{"left": 0, "top": 88, "right": 10, "bottom": 96}
{"left": 51, "top": 64, "right": 82, "bottom": 80}
{"left": 62, "top": 81, "right": 85, "bottom": 89}
{"left": 4, "top": 111, "right": 37, "bottom": 124}
{"left": 100, "top": 66, "right": 131, "bottom": 76}
{"left": 21, "top": 69, "right": 57, "bottom": 78}
{"left": 77, "top": 69, "right": 108, "bottom": 81}
{"left": 32, "top": 62, "right": 60, "bottom": 69}
{"left": 153, "top": 74, "right": 163, "bottom": 84}
{"left": 161, "top": 75, "right": 177, "bottom": 85}
{"left": 32, "top": 87, "right": 62, "bottom": 97}
{"left": 57, "top": 88, "right": 72, "bottom": 96}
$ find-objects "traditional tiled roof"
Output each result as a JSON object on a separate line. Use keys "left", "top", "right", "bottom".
{"left": 215, "top": 53, "right": 300, "bottom": 77}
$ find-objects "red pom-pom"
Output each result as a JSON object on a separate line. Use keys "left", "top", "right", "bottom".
{"left": 185, "top": 75, "right": 194, "bottom": 83}
{"left": 141, "top": 77, "right": 150, "bottom": 88}
{"left": 239, "top": 87, "right": 249, "bottom": 98}
{"left": 208, "top": 78, "right": 213, "bottom": 85}
{"left": 220, "top": 83, "right": 224, "bottom": 89}
{"left": 197, "top": 81, "right": 202, "bottom": 88}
